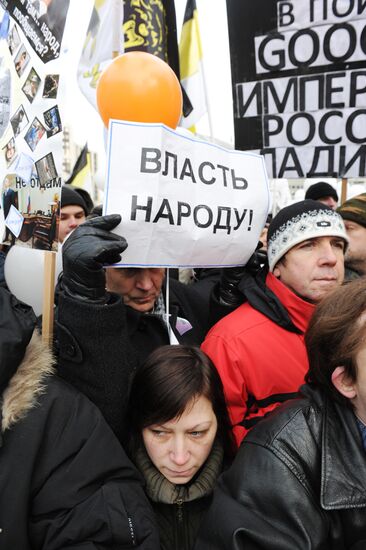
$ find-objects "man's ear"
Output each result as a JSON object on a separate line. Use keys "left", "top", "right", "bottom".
{"left": 273, "top": 265, "right": 281, "bottom": 278}
{"left": 331, "top": 366, "right": 357, "bottom": 399}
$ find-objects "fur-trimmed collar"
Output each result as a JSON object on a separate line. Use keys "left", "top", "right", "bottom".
{"left": 2, "top": 331, "right": 54, "bottom": 432}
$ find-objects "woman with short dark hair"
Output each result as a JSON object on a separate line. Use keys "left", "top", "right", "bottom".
{"left": 126, "top": 345, "right": 235, "bottom": 550}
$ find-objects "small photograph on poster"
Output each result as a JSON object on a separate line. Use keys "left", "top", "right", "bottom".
{"left": 0, "top": 67, "right": 11, "bottom": 138}
{"left": 10, "top": 105, "right": 28, "bottom": 137}
{"left": 24, "top": 117, "right": 46, "bottom": 152}
{"left": 28, "top": 0, "right": 47, "bottom": 18}
{"left": 22, "top": 68, "right": 41, "bottom": 103}
{"left": 2, "top": 137, "right": 18, "bottom": 167}
{"left": 1, "top": 171, "right": 60, "bottom": 251}
{"left": 8, "top": 25, "right": 21, "bottom": 56}
{"left": 42, "top": 74, "right": 59, "bottom": 99}
{"left": 1, "top": 174, "right": 19, "bottom": 246}
{"left": 43, "top": 105, "right": 62, "bottom": 137}
{"left": 14, "top": 45, "right": 31, "bottom": 77}
{"left": 35, "top": 152, "right": 58, "bottom": 186}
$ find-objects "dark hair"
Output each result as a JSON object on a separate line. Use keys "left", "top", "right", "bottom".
{"left": 305, "top": 278, "right": 366, "bottom": 406}
{"left": 126, "top": 345, "right": 235, "bottom": 459}
{"left": 61, "top": 185, "right": 92, "bottom": 216}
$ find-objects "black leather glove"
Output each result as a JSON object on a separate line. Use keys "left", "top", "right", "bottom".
{"left": 219, "top": 245, "right": 268, "bottom": 306}
{"left": 219, "top": 266, "right": 245, "bottom": 306}
{"left": 61, "top": 214, "right": 127, "bottom": 304}
{"left": 245, "top": 247, "right": 268, "bottom": 273}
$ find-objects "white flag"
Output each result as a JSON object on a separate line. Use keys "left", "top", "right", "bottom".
{"left": 77, "top": 0, "right": 124, "bottom": 109}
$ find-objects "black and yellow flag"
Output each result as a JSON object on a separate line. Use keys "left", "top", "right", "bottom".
{"left": 123, "top": 0, "right": 192, "bottom": 117}
{"left": 179, "top": 0, "right": 207, "bottom": 130}
{"left": 65, "top": 145, "right": 93, "bottom": 207}
{"left": 123, "top": 1, "right": 177, "bottom": 65}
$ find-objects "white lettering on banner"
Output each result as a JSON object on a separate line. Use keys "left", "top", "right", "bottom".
{"left": 229, "top": 0, "right": 366, "bottom": 177}
{"left": 262, "top": 107, "right": 366, "bottom": 148}
{"left": 12, "top": 6, "right": 57, "bottom": 58}
{"left": 278, "top": 0, "right": 366, "bottom": 31}
{"left": 13, "top": 7, "right": 46, "bottom": 56}
{"left": 9, "top": 0, "right": 70, "bottom": 62}
{"left": 257, "top": 144, "right": 366, "bottom": 178}
{"left": 103, "top": 121, "right": 270, "bottom": 268}
{"left": 236, "top": 69, "right": 366, "bottom": 117}
{"left": 255, "top": 19, "right": 366, "bottom": 74}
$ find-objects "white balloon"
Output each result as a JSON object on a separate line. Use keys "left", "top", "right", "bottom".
{"left": 4, "top": 246, "right": 62, "bottom": 316}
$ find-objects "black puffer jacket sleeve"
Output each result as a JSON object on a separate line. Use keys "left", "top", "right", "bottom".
{"left": 28, "top": 378, "right": 160, "bottom": 549}
{"left": 194, "top": 441, "right": 328, "bottom": 550}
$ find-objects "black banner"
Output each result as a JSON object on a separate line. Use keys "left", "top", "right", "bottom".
{"left": 1, "top": 0, "right": 70, "bottom": 62}
{"left": 226, "top": 0, "right": 366, "bottom": 178}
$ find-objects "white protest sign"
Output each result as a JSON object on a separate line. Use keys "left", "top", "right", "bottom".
{"left": 5, "top": 203, "right": 23, "bottom": 237}
{"left": 104, "top": 121, "right": 271, "bottom": 268}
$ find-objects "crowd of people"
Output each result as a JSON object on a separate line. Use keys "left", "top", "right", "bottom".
{"left": 2, "top": 179, "right": 366, "bottom": 548}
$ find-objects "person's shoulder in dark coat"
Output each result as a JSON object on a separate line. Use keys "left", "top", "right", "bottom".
{"left": 1, "top": 325, "right": 160, "bottom": 549}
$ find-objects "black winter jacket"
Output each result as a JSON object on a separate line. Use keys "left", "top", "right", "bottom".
{"left": 0, "top": 291, "right": 159, "bottom": 549}
{"left": 56, "top": 278, "right": 211, "bottom": 443}
{"left": 195, "top": 385, "right": 366, "bottom": 550}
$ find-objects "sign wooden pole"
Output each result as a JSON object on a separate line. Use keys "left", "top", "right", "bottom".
{"left": 42, "top": 251, "right": 56, "bottom": 346}
{"left": 341, "top": 177, "right": 348, "bottom": 205}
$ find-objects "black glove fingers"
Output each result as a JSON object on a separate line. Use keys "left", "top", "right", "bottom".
{"left": 83, "top": 213, "right": 122, "bottom": 231}
{"left": 103, "top": 252, "right": 123, "bottom": 265}
{"left": 65, "top": 227, "right": 125, "bottom": 246}
{"left": 60, "top": 214, "right": 128, "bottom": 304}
{"left": 94, "top": 241, "right": 128, "bottom": 264}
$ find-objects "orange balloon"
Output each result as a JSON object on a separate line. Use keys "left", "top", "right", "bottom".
{"left": 96, "top": 51, "right": 183, "bottom": 129}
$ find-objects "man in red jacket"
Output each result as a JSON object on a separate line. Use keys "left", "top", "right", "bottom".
{"left": 202, "top": 200, "right": 348, "bottom": 445}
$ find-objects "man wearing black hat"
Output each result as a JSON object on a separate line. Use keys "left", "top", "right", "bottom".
{"left": 59, "top": 185, "right": 91, "bottom": 243}
{"left": 202, "top": 200, "right": 348, "bottom": 446}
{"left": 305, "top": 181, "right": 338, "bottom": 210}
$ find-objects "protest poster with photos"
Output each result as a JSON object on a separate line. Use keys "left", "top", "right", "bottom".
{"left": 0, "top": 0, "right": 70, "bottom": 250}
{"left": 104, "top": 121, "right": 271, "bottom": 268}
{"left": 1, "top": 0, "right": 70, "bottom": 62}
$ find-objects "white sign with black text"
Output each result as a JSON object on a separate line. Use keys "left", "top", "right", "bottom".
{"left": 103, "top": 121, "right": 271, "bottom": 268}
{"left": 227, "top": 0, "right": 366, "bottom": 178}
